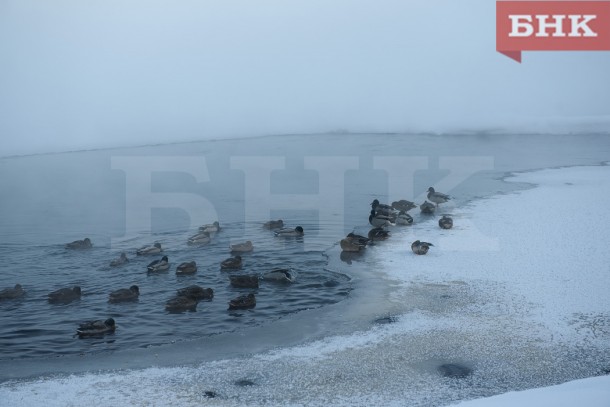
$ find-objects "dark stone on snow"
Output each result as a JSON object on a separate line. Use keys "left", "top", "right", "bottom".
{"left": 438, "top": 363, "right": 472, "bottom": 378}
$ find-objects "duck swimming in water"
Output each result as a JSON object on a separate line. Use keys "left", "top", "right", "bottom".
{"left": 230, "top": 240, "right": 253, "bottom": 252}
{"left": 199, "top": 221, "right": 221, "bottom": 234}
{"left": 177, "top": 285, "right": 214, "bottom": 300}
{"left": 176, "top": 261, "right": 197, "bottom": 275}
{"left": 411, "top": 240, "right": 434, "bottom": 255}
{"left": 136, "top": 242, "right": 162, "bottom": 255}
{"left": 220, "top": 255, "right": 242, "bottom": 270}
{"left": 165, "top": 296, "right": 197, "bottom": 312}
{"left": 263, "top": 219, "right": 284, "bottom": 230}
{"left": 262, "top": 268, "right": 297, "bottom": 283}
{"left": 0, "top": 284, "right": 25, "bottom": 300}
{"left": 427, "top": 187, "right": 451, "bottom": 207}
{"left": 109, "top": 252, "right": 129, "bottom": 267}
{"left": 274, "top": 226, "right": 304, "bottom": 237}
{"left": 187, "top": 232, "right": 211, "bottom": 246}
{"left": 108, "top": 285, "right": 139, "bottom": 303}
{"left": 65, "top": 238, "right": 92, "bottom": 250}
{"left": 439, "top": 215, "right": 454, "bottom": 229}
{"left": 76, "top": 318, "right": 116, "bottom": 338}
{"left": 147, "top": 255, "right": 169, "bottom": 272}
{"left": 48, "top": 286, "right": 81, "bottom": 304}
{"left": 228, "top": 293, "right": 256, "bottom": 310}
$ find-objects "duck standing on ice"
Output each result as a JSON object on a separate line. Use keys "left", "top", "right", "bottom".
{"left": 427, "top": 187, "right": 451, "bottom": 207}
{"left": 411, "top": 240, "right": 433, "bottom": 255}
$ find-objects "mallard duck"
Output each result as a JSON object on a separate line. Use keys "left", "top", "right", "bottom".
{"left": 220, "top": 255, "right": 242, "bottom": 270}
{"left": 0, "top": 284, "right": 25, "bottom": 300}
{"left": 165, "top": 296, "right": 197, "bottom": 312}
{"left": 230, "top": 275, "right": 259, "bottom": 288}
{"left": 411, "top": 240, "right": 433, "bottom": 255}
{"left": 262, "top": 269, "right": 297, "bottom": 282}
{"left": 187, "top": 232, "right": 211, "bottom": 246}
{"left": 340, "top": 238, "right": 365, "bottom": 252}
{"left": 147, "top": 255, "right": 169, "bottom": 272}
{"left": 230, "top": 240, "right": 253, "bottom": 252}
{"left": 136, "top": 242, "right": 162, "bottom": 255}
{"left": 427, "top": 187, "right": 451, "bottom": 207}
{"left": 228, "top": 293, "right": 256, "bottom": 310}
{"left": 420, "top": 201, "right": 436, "bottom": 214}
{"left": 274, "top": 226, "right": 304, "bottom": 237}
{"left": 439, "top": 215, "right": 453, "bottom": 229}
{"left": 109, "top": 252, "right": 129, "bottom": 267}
{"left": 263, "top": 219, "right": 284, "bottom": 229}
{"left": 391, "top": 200, "right": 417, "bottom": 212}
{"left": 396, "top": 211, "right": 414, "bottom": 225}
{"left": 177, "top": 285, "right": 214, "bottom": 300}
{"left": 369, "top": 209, "right": 393, "bottom": 228}
{"left": 371, "top": 199, "right": 395, "bottom": 215}
{"left": 76, "top": 318, "right": 116, "bottom": 337}
{"left": 199, "top": 221, "right": 221, "bottom": 234}
{"left": 65, "top": 238, "right": 92, "bottom": 250}
{"left": 368, "top": 227, "right": 390, "bottom": 241}
{"left": 108, "top": 285, "right": 139, "bottom": 303}
{"left": 176, "top": 261, "right": 197, "bottom": 275}
{"left": 48, "top": 286, "right": 81, "bottom": 304}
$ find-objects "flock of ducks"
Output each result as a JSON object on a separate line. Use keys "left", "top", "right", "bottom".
{"left": 1, "top": 186, "right": 453, "bottom": 339}
{"left": 341, "top": 187, "right": 453, "bottom": 257}
{"left": 0, "top": 220, "right": 305, "bottom": 338}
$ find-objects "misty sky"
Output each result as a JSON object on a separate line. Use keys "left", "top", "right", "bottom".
{"left": 1, "top": 0, "right": 609, "bottom": 156}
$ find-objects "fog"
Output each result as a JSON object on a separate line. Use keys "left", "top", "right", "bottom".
{"left": 1, "top": 0, "right": 609, "bottom": 156}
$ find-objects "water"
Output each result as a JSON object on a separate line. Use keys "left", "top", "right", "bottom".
{"left": 0, "top": 132, "right": 609, "bottom": 403}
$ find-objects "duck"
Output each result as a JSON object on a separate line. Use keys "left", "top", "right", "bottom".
{"left": 371, "top": 199, "right": 395, "bottom": 216}
{"left": 411, "top": 240, "right": 434, "bottom": 255}
{"left": 229, "top": 274, "right": 259, "bottom": 288}
{"left": 76, "top": 318, "right": 116, "bottom": 338}
{"left": 369, "top": 209, "right": 393, "bottom": 228}
{"left": 439, "top": 215, "right": 454, "bottom": 229}
{"left": 274, "top": 226, "right": 304, "bottom": 237}
{"left": 230, "top": 240, "right": 253, "bottom": 252}
{"left": 395, "top": 211, "right": 414, "bottom": 226}
{"left": 165, "top": 296, "right": 197, "bottom": 312}
{"left": 0, "top": 284, "right": 25, "bottom": 300}
{"left": 65, "top": 238, "right": 92, "bottom": 250}
{"left": 220, "top": 255, "right": 242, "bottom": 270}
{"left": 48, "top": 286, "right": 81, "bottom": 304}
{"left": 199, "top": 221, "right": 221, "bottom": 234}
{"left": 228, "top": 293, "right": 256, "bottom": 310}
{"left": 108, "top": 285, "right": 139, "bottom": 303}
{"left": 262, "top": 268, "right": 297, "bottom": 283}
{"left": 263, "top": 219, "right": 284, "bottom": 230}
{"left": 368, "top": 227, "right": 390, "bottom": 241}
{"left": 109, "top": 252, "right": 129, "bottom": 267}
{"left": 177, "top": 285, "right": 214, "bottom": 300}
{"left": 136, "top": 242, "right": 162, "bottom": 255}
{"left": 346, "top": 232, "right": 370, "bottom": 246}
{"left": 420, "top": 200, "right": 436, "bottom": 214}
{"left": 340, "top": 238, "right": 366, "bottom": 252}
{"left": 187, "top": 232, "right": 211, "bottom": 246}
{"left": 427, "top": 187, "right": 451, "bottom": 207}
{"left": 176, "top": 261, "right": 197, "bottom": 275}
{"left": 391, "top": 200, "right": 417, "bottom": 213}
{"left": 147, "top": 255, "right": 169, "bottom": 272}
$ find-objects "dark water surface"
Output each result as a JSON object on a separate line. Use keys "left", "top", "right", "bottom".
{"left": 0, "top": 133, "right": 609, "bottom": 370}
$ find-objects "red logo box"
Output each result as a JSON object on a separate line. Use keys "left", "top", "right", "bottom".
{"left": 497, "top": 1, "right": 610, "bottom": 62}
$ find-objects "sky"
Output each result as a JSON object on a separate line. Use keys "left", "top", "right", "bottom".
{"left": 1, "top": 0, "right": 609, "bottom": 156}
